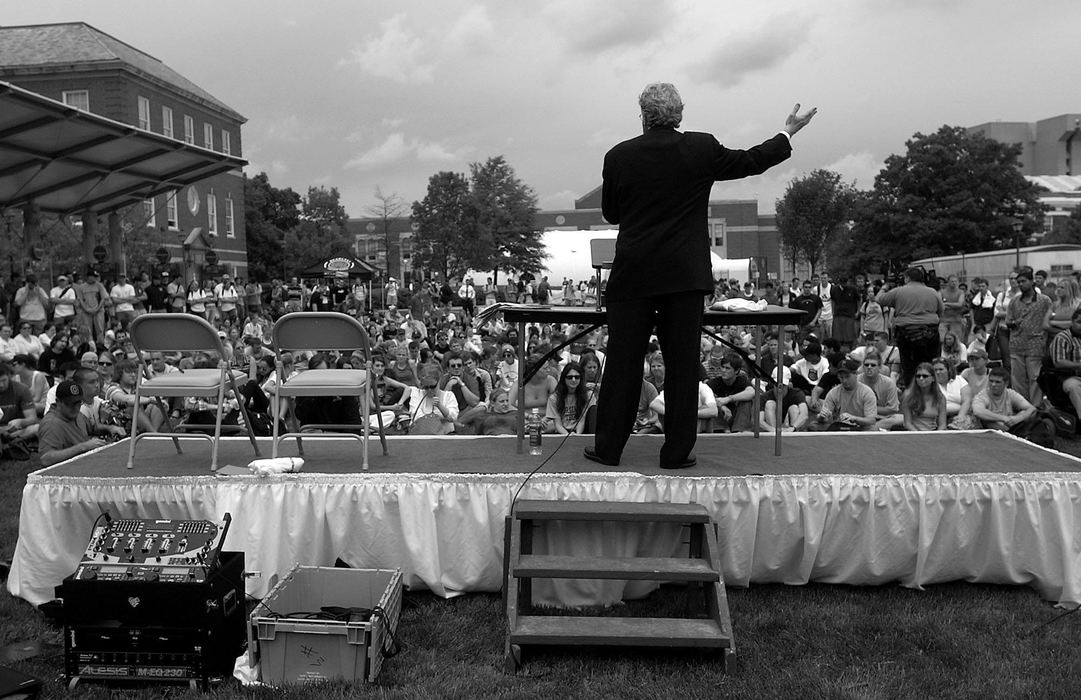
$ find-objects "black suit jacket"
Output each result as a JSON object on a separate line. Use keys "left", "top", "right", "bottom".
{"left": 601, "top": 128, "right": 792, "bottom": 300}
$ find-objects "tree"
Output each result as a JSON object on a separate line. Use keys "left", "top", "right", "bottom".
{"left": 1043, "top": 205, "right": 1081, "bottom": 245}
{"left": 468, "top": 156, "right": 543, "bottom": 284}
{"left": 411, "top": 171, "right": 473, "bottom": 282}
{"left": 244, "top": 172, "right": 301, "bottom": 281}
{"left": 288, "top": 185, "right": 353, "bottom": 276}
{"left": 848, "top": 125, "right": 1046, "bottom": 273}
{"left": 364, "top": 187, "right": 408, "bottom": 278}
{"left": 775, "top": 169, "right": 857, "bottom": 277}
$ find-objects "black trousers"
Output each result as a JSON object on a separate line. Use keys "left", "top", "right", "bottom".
{"left": 895, "top": 323, "right": 941, "bottom": 388}
{"left": 594, "top": 291, "right": 704, "bottom": 466}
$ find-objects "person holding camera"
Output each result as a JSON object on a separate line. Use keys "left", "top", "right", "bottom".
{"left": 14, "top": 274, "right": 50, "bottom": 335}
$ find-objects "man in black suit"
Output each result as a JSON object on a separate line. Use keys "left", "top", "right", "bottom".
{"left": 585, "top": 83, "right": 816, "bottom": 469}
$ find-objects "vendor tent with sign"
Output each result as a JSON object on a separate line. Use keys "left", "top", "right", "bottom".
{"left": 297, "top": 256, "right": 380, "bottom": 281}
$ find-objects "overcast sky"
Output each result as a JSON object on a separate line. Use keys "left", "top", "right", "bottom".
{"left": 7, "top": 0, "right": 1079, "bottom": 217}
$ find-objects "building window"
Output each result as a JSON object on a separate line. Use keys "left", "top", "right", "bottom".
{"left": 184, "top": 115, "right": 194, "bottom": 144}
{"left": 143, "top": 198, "right": 156, "bottom": 227}
{"left": 203, "top": 123, "right": 214, "bottom": 150}
{"left": 162, "top": 106, "right": 174, "bottom": 139}
{"left": 207, "top": 192, "right": 218, "bottom": 235}
{"left": 165, "top": 191, "right": 178, "bottom": 229}
{"left": 711, "top": 221, "right": 726, "bottom": 247}
{"left": 225, "top": 196, "right": 235, "bottom": 237}
{"left": 138, "top": 96, "right": 151, "bottom": 130}
{"left": 221, "top": 130, "right": 231, "bottom": 156}
{"left": 62, "top": 90, "right": 89, "bottom": 111}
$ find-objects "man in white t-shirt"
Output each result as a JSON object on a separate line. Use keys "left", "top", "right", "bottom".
{"left": 215, "top": 275, "right": 241, "bottom": 324}
{"left": 110, "top": 273, "right": 137, "bottom": 327}
{"left": 814, "top": 272, "right": 834, "bottom": 339}
{"left": 791, "top": 342, "right": 830, "bottom": 388}
{"left": 49, "top": 274, "right": 78, "bottom": 329}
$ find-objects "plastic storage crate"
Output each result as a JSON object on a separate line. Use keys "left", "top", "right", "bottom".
{"left": 249, "top": 566, "right": 402, "bottom": 685}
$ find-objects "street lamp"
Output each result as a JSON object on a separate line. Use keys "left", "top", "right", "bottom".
{"left": 1012, "top": 219, "right": 1024, "bottom": 271}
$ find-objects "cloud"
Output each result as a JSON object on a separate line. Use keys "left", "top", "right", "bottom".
{"left": 688, "top": 14, "right": 812, "bottom": 89}
{"left": 823, "top": 151, "right": 882, "bottom": 189}
{"left": 259, "top": 115, "right": 312, "bottom": 143}
{"left": 344, "top": 132, "right": 472, "bottom": 170}
{"left": 543, "top": 0, "right": 676, "bottom": 53}
{"left": 446, "top": 6, "right": 495, "bottom": 49}
{"left": 339, "top": 14, "right": 433, "bottom": 83}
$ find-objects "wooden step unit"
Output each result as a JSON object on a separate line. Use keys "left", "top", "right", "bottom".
{"left": 504, "top": 499, "right": 735, "bottom": 673}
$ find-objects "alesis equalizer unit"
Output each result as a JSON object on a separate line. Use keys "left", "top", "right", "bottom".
{"left": 56, "top": 513, "right": 245, "bottom": 690}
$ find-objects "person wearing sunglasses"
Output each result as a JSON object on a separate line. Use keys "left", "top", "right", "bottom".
{"left": 495, "top": 344, "right": 519, "bottom": 395}
{"left": 440, "top": 351, "right": 485, "bottom": 430}
{"left": 900, "top": 362, "right": 946, "bottom": 431}
{"left": 545, "top": 362, "right": 594, "bottom": 436}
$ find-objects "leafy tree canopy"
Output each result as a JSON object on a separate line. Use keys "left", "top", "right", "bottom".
{"left": 410, "top": 156, "right": 542, "bottom": 285}
{"left": 848, "top": 125, "right": 1046, "bottom": 273}
{"left": 468, "top": 156, "right": 543, "bottom": 283}
{"left": 244, "top": 172, "right": 301, "bottom": 281}
{"left": 411, "top": 171, "right": 473, "bottom": 282}
{"left": 775, "top": 169, "right": 857, "bottom": 277}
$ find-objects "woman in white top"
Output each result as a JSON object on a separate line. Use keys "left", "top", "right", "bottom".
{"left": 932, "top": 357, "right": 969, "bottom": 419}
{"left": 1048, "top": 277, "right": 1081, "bottom": 335}
{"left": 186, "top": 280, "right": 207, "bottom": 318}
{"left": 939, "top": 332, "right": 968, "bottom": 368}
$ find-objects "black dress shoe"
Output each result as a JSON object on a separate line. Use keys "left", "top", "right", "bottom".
{"left": 583, "top": 448, "right": 620, "bottom": 467}
{"left": 660, "top": 455, "right": 697, "bottom": 470}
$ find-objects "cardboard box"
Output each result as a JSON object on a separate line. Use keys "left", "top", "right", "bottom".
{"left": 250, "top": 566, "right": 402, "bottom": 685}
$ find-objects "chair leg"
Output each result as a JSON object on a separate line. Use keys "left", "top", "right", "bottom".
{"left": 210, "top": 375, "right": 227, "bottom": 472}
{"left": 271, "top": 386, "right": 280, "bottom": 459}
{"left": 362, "top": 375, "right": 370, "bottom": 471}
{"left": 229, "top": 375, "right": 262, "bottom": 458}
{"left": 126, "top": 387, "right": 140, "bottom": 470}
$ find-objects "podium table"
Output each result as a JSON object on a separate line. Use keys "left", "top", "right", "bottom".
{"left": 497, "top": 305, "right": 806, "bottom": 456}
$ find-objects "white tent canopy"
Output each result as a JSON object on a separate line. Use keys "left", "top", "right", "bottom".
{"left": 532, "top": 229, "right": 754, "bottom": 286}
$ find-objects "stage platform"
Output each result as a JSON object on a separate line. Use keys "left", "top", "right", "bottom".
{"left": 9, "top": 431, "right": 1081, "bottom": 608}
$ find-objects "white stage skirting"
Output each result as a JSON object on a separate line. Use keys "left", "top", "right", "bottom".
{"left": 10, "top": 462, "right": 1081, "bottom": 608}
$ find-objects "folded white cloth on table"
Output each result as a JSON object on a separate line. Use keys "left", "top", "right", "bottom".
{"left": 711, "top": 298, "right": 768, "bottom": 312}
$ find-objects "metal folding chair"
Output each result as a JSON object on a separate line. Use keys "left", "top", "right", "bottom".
{"left": 270, "top": 312, "right": 388, "bottom": 470}
{"left": 126, "top": 313, "right": 261, "bottom": 472}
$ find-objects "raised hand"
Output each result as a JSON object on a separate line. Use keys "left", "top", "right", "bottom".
{"left": 785, "top": 103, "right": 817, "bottom": 136}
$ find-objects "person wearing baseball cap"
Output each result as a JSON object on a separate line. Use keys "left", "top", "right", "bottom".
{"left": 49, "top": 273, "right": 78, "bottom": 327}
{"left": 961, "top": 347, "right": 991, "bottom": 400}
{"left": 811, "top": 358, "right": 878, "bottom": 431}
{"left": 77, "top": 267, "right": 110, "bottom": 346}
{"left": 38, "top": 379, "right": 107, "bottom": 467}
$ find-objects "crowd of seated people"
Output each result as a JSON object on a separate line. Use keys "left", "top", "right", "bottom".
{"left": 11, "top": 264, "right": 1081, "bottom": 467}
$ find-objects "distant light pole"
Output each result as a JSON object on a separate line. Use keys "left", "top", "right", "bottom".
{"left": 958, "top": 250, "right": 966, "bottom": 283}
{"left": 1012, "top": 220, "right": 1024, "bottom": 271}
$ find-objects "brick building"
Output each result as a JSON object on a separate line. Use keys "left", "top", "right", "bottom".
{"left": 0, "top": 22, "right": 248, "bottom": 281}
{"left": 349, "top": 187, "right": 787, "bottom": 285}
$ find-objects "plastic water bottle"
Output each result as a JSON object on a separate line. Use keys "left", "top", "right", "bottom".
{"left": 528, "top": 408, "right": 543, "bottom": 456}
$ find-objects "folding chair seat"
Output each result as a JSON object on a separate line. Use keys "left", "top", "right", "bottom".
{"left": 126, "top": 313, "right": 261, "bottom": 471}
{"left": 270, "top": 312, "right": 388, "bottom": 470}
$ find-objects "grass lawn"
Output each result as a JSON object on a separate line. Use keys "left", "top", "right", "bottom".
{"left": 3, "top": 442, "right": 1081, "bottom": 699}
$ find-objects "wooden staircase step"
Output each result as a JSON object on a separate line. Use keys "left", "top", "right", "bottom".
{"left": 513, "top": 500, "right": 710, "bottom": 523}
{"left": 514, "top": 554, "right": 719, "bottom": 581}
{"left": 511, "top": 615, "right": 729, "bottom": 648}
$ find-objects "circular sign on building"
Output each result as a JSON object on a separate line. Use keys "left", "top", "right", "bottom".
{"left": 155, "top": 247, "right": 171, "bottom": 265}
{"left": 205, "top": 249, "right": 219, "bottom": 265}
{"left": 92, "top": 245, "right": 108, "bottom": 262}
